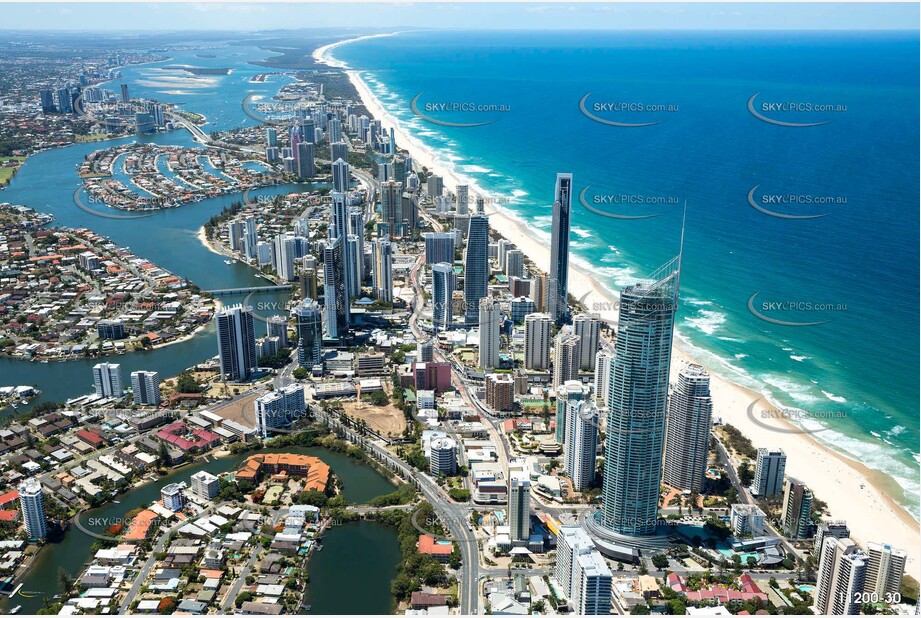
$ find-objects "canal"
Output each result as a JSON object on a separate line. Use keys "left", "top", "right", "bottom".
{"left": 2, "top": 445, "right": 398, "bottom": 614}
{"left": 302, "top": 520, "right": 402, "bottom": 615}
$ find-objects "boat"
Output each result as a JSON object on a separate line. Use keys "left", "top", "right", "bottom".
{"left": 10, "top": 606, "right": 21, "bottom": 614}
{"left": 223, "top": 259, "right": 233, "bottom": 265}
{"left": 303, "top": 605, "right": 312, "bottom": 612}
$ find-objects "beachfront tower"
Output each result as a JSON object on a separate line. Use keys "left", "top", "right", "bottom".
{"left": 752, "top": 448, "right": 787, "bottom": 497}
{"left": 548, "top": 173, "right": 573, "bottom": 322}
{"left": 815, "top": 537, "right": 867, "bottom": 615}
{"left": 601, "top": 255, "right": 681, "bottom": 536}
{"left": 464, "top": 214, "right": 490, "bottom": 325}
{"left": 662, "top": 364, "right": 712, "bottom": 493}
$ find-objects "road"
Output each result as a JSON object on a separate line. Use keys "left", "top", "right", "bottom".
{"left": 220, "top": 508, "right": 288, "bottom": 611}
{"left": 308, "top": 401, "right": 481, "bottom": 614}
{"left": 119, "top": 502, "right": 221, "bottom": 612}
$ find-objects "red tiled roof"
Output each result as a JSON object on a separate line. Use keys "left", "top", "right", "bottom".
{"left": 418, "top": 534, "right": 453, "bottom": 556}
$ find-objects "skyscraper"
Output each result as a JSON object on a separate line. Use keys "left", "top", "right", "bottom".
{"left": 548, "top": 173, "right": 573, "bottom": 322}
{"left": 216, "top": 304, "right": 258, "bottom": 381}
{"left": 380, "top": 181, "right": 402, "bottom": 237}
{"left": 332, "top": 158, "right": 349, "bottom": 192}
{"left": 331, "top": 141, "right": 348, "bottom": 165}
{"left": 564, "top": 401, "right": 599, "bottom": 491}
{"left": 255, "top": 384, "right": 306, "bottom": 437}
{"left": 266, "top": 315, "right": 289, "bottom": 348}
{"left": 752, "top": 448, "right": 787, "bottom": 497}
{"left": 601, "top": 255, "right": 680, "bottom": 536}
{"left": 296, "top": 142, "right": 315, "bottom": 178}
{"left": 328, "top": 119, "right": 342, "bottom": 143}
{"left": 456, "top": 184, "right": 469, "bottom": 215}
{"left": 505, "top": 249, "right": 524, "bottom": 279}
{"left": 552, "top": 326, "right": 581, "bottom": 388}
{"left": 265, "top": 127, "right": 277, "bottom": 148}
{"left": 348, "top": 207, "right": 365, "bottom": 292}
{"left": 573, "top": 550, "right": 613, "bottom": 615}
{"left": 593, "top": 350, "right": 612, "bottom": 405}
{"left": 464, "top": 214, "right": 490, "bottom": 325}
{"left": 273, "top": 233, "right": 296, "bottom": 281}
{"left": 572, "top": 313, "right": 601, "bottom": 371}
{"left": 508, "top": 474, "right": 531, "bottom": 545}
{"left": 555, "top": 526, "right": 612, "bottom": 615}
{"left": 346, "top": 234, "right": 362, "bottom": 298}
{"left": 555, "top": 380, "right": 587, "bottom": 444}
{"left": 19, "top": 478, "right": 47, "bottom": 539}
{"left": 431, "top": 262, "right": 456, "bottom": 331}
{"left": 524, "top": 313, "right": 552, "bottom": 370}
{"left": 120, "top": 83, "right": 129, "bottom": 103}
{"left": 292, "top": 299, "right": 322, "bottom": 369}
{"left": 864, "top": 542, "right": 907, "bottom": 598}
{"left": 371, "top": 238, "right": 393, "bottom": 303}
{"left": 93, "top": 362, "right": 124, "bottom": 398}
{"left": 131, "top": 370, "right": 161, "bottom": 406}
{"left": 782, "top": 477, "right": 813, "bottom": 540}
{"left": 816, "top": 537, "right": 868, "bottom": 615}
{"left": 478, "top": 298, "right": 501, "bottom": 369}
{"left": 423, "top": 232, "right": 456, "bottom": 265}
{"left": 662, "top": 364, "right": 712, "bottom": 492}
{"left": 323, "top": 236, "right": 349, "bottom": 340}
{"left": 243, "top": 216, "right": 257, "bottom": 260}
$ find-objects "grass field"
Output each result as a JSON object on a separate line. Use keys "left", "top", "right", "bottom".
{"left": 0, "top": 157, "right": 25, "bottom": 186}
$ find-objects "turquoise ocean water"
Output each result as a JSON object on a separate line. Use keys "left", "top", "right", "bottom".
{"left": 331, "top": 30, "right": 920, "bottom": 517}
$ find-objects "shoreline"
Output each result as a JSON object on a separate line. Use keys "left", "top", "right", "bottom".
{"left": 319, "top": 37, "right": 921, "bottom": 576}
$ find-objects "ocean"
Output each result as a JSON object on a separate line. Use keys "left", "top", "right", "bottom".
{"left": 330, "top": 29, "right": 920, "bottom": 517}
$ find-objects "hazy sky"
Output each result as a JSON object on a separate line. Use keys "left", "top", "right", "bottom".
{"left": 1, "top": 2, "right": 917, "bottom": 31}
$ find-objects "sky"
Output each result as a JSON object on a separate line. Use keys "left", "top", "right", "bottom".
{"left": 1, "top": 2, "right": 917, "bottom": 31}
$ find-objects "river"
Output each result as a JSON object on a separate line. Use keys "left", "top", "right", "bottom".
{"left": 2, "top": 445, "right": 398, "bottom": 614}
{"left": 0, "top": 43, "right": 401, "bottom": 614}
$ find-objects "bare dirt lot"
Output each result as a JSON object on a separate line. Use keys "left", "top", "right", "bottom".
{"left": 341, "top": 389, "right": 407, "bottom": 438}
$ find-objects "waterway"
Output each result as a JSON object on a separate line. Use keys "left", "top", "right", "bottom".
{"left": 302, "top": 520, "right": 401, "bottom": 615}
{"left": 0, "top": 42, "right": 400, "bottom": 614}
{"left": 2, "top": 445, "right": 396, "bottom": 614}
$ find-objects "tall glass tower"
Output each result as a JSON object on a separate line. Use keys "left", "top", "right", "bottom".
{"left": 601, "top": 255, "right": 681, "bottom": 536}
{"left": 464, "top": 214, "right": 489, "bottom": 325}
{"left": 548, "top": 173, "right": 573, "bottom": 322}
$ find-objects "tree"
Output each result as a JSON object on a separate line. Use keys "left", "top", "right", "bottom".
{"left": 630, "top": 604, "right": 651, "bottom": 615}
{"left": 175, "top": 371, "right": 203, "bottom": 394}
{"left": 737, "top": 462, "right": 754, "bottom": 486}
{"left": 293, "top": 367, "right": 309, "bottom": 380}
{"left": 651, "top": 554, "right": 669, "bottom": 569}
{"left": 235, "top": 591, "right": 254, "bottom": 608}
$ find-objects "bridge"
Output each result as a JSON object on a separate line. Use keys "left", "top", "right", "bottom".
{"left": 205, "top": 285, "right": 292, "bottom": 297}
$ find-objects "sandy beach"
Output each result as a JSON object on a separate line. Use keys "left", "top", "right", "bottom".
{"left": 314, "top": 39, "right": 919, "bottom": 577}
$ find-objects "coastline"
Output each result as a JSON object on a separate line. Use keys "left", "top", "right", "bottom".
{"left": 317, "top": 38, "right": 920, "bottom": 576}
